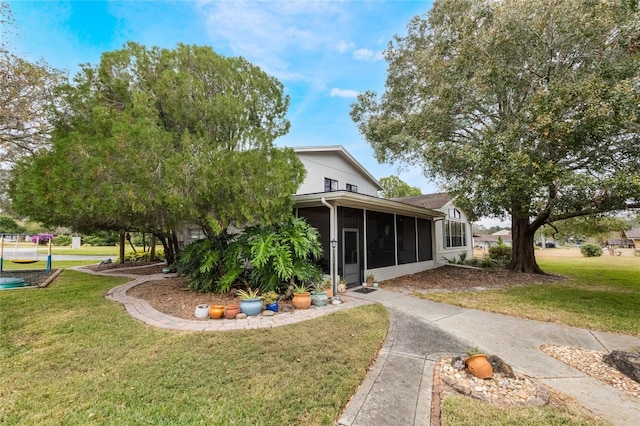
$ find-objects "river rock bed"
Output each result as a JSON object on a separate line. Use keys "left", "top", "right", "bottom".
{"left": 436, "top": 357, "right": 549, "bottom": 407}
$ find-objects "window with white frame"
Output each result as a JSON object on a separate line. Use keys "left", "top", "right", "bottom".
{"left": 188, "top": 228, "right": 206, "bottom": 240}
{"left": 324, "top": 177, "right": 338, "bottom": 192}
{"left": 346, "top": 183, "right": 358, "bottom": 193}
{"left": 444, "top": 209, "right": 466, "bottom": 248}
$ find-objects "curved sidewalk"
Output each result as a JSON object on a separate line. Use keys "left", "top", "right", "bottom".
{"left": 93, "top": 268, "right": 374, "bottom": 331}
{"left": 340, "top": 288, "right": 640, "bottom": 426}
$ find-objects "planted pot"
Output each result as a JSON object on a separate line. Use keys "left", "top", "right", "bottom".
{"left": 325, "top": 288, "right": 333, "bottom": 299}
{"left": 209, "top": 305, "right": 224, "bottom": 319}
{"left": 224, "top": 304, "right": 239, "bottom": 319}
{"left": 194, "top": 304, "right": 210, "bottom": 319}
{"left": 337, "top": 283, "right": 347, "bottom": 293}
{"left": 292, "top": 292, "right": 311, "bottom": 309}
{"left": 239, "top": 298, "right": 263, "bottom": 316}
{"left": 310, "top": 290, "right": 328, "bottom": 307}
{"left": 465, "top": 354, "right": 493, "bottom": 379}
{"left": 265, "top": 302, "right": 279, "bottom": 313}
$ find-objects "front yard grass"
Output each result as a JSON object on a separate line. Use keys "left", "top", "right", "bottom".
{"left": 0, "top": 270, "right": 388, "bottom": 425}
{"left": 440, "top": 394, "right": 607, "bottom": 426}
{"left": 417, "top": 253, "right": 640, "bottom": 336}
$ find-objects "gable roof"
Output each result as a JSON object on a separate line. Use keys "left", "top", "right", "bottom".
{"left": 391, "top": 193, "right": 452, "bottom": 209}
{"left": 624, "top": 226, "right": 640, "bottom": 239}
{"left": 292, "top": 145, "right": 382, "bottom": 190}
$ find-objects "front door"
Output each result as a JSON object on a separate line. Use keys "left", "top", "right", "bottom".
{"left": 343, "top": 228, "right": 359, "bottom": 285}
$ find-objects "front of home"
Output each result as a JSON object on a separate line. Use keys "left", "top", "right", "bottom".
{"left": 292, "top": 146, "right": 472, "bottom": 292}
{"left": 178, "top": 145, "right": 473, "bottom": 292}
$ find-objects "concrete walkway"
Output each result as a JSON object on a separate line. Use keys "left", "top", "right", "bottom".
{"left": 97, "top": 266, "right": 640, "bottom": 425}
{"left": 340, "top": 288, "right": 640, "bottom": 426}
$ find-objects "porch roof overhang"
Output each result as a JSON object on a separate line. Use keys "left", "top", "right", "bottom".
{"left": 293, "top": 191, "right": 446, "bottom": 220}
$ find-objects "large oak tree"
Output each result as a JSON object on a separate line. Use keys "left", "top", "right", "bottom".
{"left": 351, "top": 0, "right": 640, "bottom": 273}
{"left": 10, "top": 43, "right": 305, "bottom": 263}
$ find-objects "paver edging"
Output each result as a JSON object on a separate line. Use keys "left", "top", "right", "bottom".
{"left": 74, "top": 265, "right": 374, "bottom": 331}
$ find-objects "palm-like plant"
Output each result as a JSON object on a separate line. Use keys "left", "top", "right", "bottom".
{"left": 222, "top": 217, "right": 323, "bottom": 293}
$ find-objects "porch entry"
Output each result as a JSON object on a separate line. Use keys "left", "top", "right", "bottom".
{"left": 343, "top": 228, "right": 359, "bottom": 285}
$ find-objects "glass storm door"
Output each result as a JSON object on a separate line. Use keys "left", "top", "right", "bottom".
{"left": 343, "top": 228, "right": 359, "bottom": 285}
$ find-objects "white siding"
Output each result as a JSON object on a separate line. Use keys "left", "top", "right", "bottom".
{"left": 434, "top": 200, "right": 473, "bottom": 263}
{"left": 295, "top": 152, "right": 379, "bottom": 196}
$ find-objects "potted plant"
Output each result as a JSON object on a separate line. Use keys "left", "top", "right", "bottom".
{"left": 323, "top": 279, "right": 333, "bottom": 299}
{"left": 310, "top": 281, "right": 329, "bottom": 307}
{"left": 337, "top": 278, "right": 347, "bottom": 293}
{"left": 291, "top": 282, "right": 311, "bottom": 309}
{"left": 224, "top": 303, "right": 240, "bottom": 319}
{"left": 464, "top": 347, "right": 493, "bottom": 379}
{"left": 237, "top": 288, "right": 263, "bottom": 316}
{"left": 262, "top": 290, "right": 280, "bottom": 313}
{"left": 366, "top": 272, "right": 375, "bottom": 287}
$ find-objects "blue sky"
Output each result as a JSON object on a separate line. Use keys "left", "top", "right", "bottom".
{"left": 8, "top": 0, "right": 439, "bottom": 193}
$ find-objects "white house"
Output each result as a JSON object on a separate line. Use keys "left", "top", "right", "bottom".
{"left": 179, "top": 145, "right": 473, "bottom": 292}
{"left": 389, "top": 193, "right": 474, "bottom": 263}
{"left": 291, "top": 146, "right": 471, "bottom": 291}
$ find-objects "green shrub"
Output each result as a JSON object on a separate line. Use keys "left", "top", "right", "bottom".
{"left": 488, "top": 244, "right": 511, "bottom": 267}
{"left": 52, "top": 235, "right": 72, "bottom": 246}
{"left": 123, "top": 249, "right": 165, "bottom": 262}
{"left": 221, "top": 218, "right": 323, "bottom": 294}
{"left": 176, "top": 233, "right": 234, "bottom": 293}
{"left": 82, "top": 231, "right": 119, "bottom": 246}
{"left": 580, "top": 243, "right": 603, "bottom": 257}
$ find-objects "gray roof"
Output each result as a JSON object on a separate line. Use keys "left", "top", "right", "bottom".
{"left": 391, "top": 193, "right": 452, "bottom": 210}
{"left": 624, "top": 227, "right": 640, "bottom": 239}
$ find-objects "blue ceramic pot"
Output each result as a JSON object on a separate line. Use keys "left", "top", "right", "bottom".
{"left": 265, "top": 302, "right": 279, "bottom": 313}
{"left": 239, "top": 298, "right": 263, "bottom": 316}
{"left": 311, "top": 291, "right": 328, "bottom": 307}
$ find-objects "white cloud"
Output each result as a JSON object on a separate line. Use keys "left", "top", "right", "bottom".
{"left": 330, "top": 88, "right": 359, "bottom": 98}
{"left": 196, "top": 1, "right": 350, "bottom": 80}
{"left": 335, "top": 40, "right": 355, "bottom": 53}
{"left": 353, "top": 48, "right": 384, "bottom": 61}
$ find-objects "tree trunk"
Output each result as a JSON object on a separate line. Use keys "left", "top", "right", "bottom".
{"left": 509, "top": 216, "right": 544, "bottom": 274}
{"left": 149, "top": 234, "right": 156, "bottom": 262}
{"left": 119, "top": 231, "right": 126, "bottom": 264}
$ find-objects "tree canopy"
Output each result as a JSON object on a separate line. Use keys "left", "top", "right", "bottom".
{"left": 351, "top": 0, "right": 640, "bottom": 273}
{"left": 378, "top": 175, "right": 422, "bottom": 198}
{"left": 0, "top": 2, "right": 65, "bottom": 166}
{"left": 9, "top": 43, "right": 305, "bottom": 263}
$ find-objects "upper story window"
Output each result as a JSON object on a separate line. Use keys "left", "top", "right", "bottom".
{"left": 444, "top": 208, "right": 466, "bottom": 248}
{"left": 346, "top": 183, "right": 358, "bottom": 193}
{"left": 324, "top": 178, "right": 338, "bottom": 192}
{"left": 448, "top": 208, "right": 462, "bottom": 219}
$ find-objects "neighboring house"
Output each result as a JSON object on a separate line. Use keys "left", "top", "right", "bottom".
{"left": 474, "top": 233, "right": 513, "bottom": 250}
{"left": 390, "top": 193, "right": 473, "bottom": 263}
{"left": 621, "top": 226, "right": 640, "bottom": 249}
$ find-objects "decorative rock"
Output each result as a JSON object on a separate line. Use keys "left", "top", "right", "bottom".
{"left": 262, "top": 310, "right": 275, "bottom": 317}
{"left": 437, "top": 357, "right": 549, "bottom": 407}
{"left": 603, "top": 350, "right": 640, "bottom": 384}
{"left": 236, "top": 313, "right": 248, "bottom": 319}
{"left": 488, "top": 355, "right": 516, "bottom": 379}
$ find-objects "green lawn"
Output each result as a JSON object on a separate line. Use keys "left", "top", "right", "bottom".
{"left": 0, "top": 271, "right": 388, "bottom": 425}
{"left": 417, "top": 252, "right": 640, "bottom": 336}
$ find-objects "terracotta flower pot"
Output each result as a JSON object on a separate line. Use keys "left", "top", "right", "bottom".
{"left": 209, "top": 305, "right": 224, "bottom": 319}
{"left": 465, "top": 354, "right": 493, "bottom": 379}
{"left": 224, "top": 304, "right": 239, "bottom": 319}
{"left": 292, "top": 292, "right": 311, "bottom": 309}
{"left": 325, "top": 288, "right": 333, "bottom": 299}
